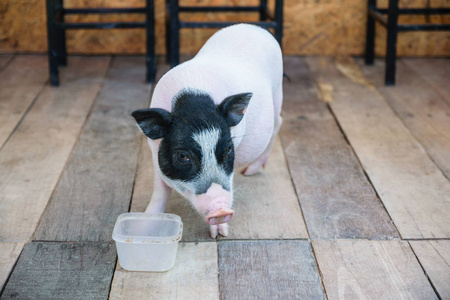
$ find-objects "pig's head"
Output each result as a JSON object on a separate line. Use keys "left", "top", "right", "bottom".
{"left": 132, "top": 90, "right": 252, "bottom": 226}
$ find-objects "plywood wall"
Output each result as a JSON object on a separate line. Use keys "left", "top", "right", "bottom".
{"left": 0, "top": 0, "right": 448, "bottom": 56}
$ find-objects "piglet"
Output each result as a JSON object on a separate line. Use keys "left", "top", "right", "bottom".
{"left": 132, "top": 24, "right": 283, "bottom": 238}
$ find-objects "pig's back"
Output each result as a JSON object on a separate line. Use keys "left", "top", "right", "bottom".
{"left": 194, "top": 24, "right": 282, "bottom": 91}
{"left": 152, "top": 24, "right": 282, "bottom": 109}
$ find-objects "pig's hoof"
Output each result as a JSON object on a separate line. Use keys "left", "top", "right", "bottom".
{"left": 219, "top": 223, "right": 229, "bottom": 236}
{"left": 210, "top": 223, "right": 229, "bottom": 238}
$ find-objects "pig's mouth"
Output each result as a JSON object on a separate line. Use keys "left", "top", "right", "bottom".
{"left": 205, "top": 209, "right": 234, "bottom": 225}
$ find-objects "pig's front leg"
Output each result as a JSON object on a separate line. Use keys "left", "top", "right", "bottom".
{"left": 210, "top": 224, "right": 229, "bottom": 238}
{"left": 145, "top": 171, "right": 172, "bottom": 213}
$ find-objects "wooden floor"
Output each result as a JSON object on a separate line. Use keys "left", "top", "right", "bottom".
{"left": 0, "top": 54, "right": 449, "bottom": 300}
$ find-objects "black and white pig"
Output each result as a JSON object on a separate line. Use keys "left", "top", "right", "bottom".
{"left": 132, "top": 24, "right": 283, "bottom": 238}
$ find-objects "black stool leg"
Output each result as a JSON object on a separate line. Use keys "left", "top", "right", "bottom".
{"left": 46, "top": 0, "right": 59, "bottom": 86}
{"left": 260, "top": 0, "right": 268, "bottom": 21}
{"left": 274, "top": 0, "right": 283, "bottom": 47}
{"left": 168, "top": 0, "right": 180, "bottom": 67}
{"left": 165, "top": 0, "right": 171, "bottom": 65}
{"left": 146, "top": 0, "right": 156, "bottom": 83}
{"left": 385, "top": 0, "right": 399, "bottom": 85}
{"left": 365, "top": 0, "right": 376, "bottom": 65}
{"left": 55, "top": 0, "right": 67, "bottom": 66}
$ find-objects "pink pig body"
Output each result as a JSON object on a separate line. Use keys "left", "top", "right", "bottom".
{"left": 142, "top": 24, "right": 283, "bottom": 238}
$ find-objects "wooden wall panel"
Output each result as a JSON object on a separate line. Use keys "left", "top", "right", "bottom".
{"left": 0, "top": 0, "right": 448, "bottom": 56}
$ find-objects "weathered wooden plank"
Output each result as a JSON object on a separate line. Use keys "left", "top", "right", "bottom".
{"left": 2, "top": 242, "right": 116, "bottom": 299}
{"left": 218, "top": 240, "right": 324, "bottom": 299}
{"left": 359, "top": 58, "right": 450, "bottom": 180}
{"left": 280, "top": 56, "right": 398, "bottom": 239}
{"left": 410, "top": 240, "right": 450, "bottom": 300}
{"left": 0, "top": 54, "right": 13, "bottom": 71}
{"left": 33, "top": 57, "right": 152, "bottom": 242}
{"left": 306, "top": 57, "right": 450, "bottom": 239}
{"left": 402, "top": 58, "right": 450, "bottom": 105}
{"left": 0, "top": 242, "right": 24, "bottom": 291}
{"left": 109, "top": 242, "right": 219, "bottom": 299}
{"left": 0, "top": 55, "right": 48, "bottom": 148}
{"left": 0, "top": 56, "right": 110, "bottom": 242}
{"left": 226, "top": 137, "right": 308, "bottom": 240}
{"left": 313, "top": 240, "right": 438, "bottom": 300}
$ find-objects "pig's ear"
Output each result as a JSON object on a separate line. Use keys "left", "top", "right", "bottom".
{"left": 131, "top": 108, "right": 172, "bottom": 139}
{"left": 218, "top": 92, "right": 253, "bottom": 127}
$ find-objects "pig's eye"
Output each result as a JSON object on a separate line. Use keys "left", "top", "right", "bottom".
{"left": 174, "top": 150, "right": 191, "bottom": 166}
{"left": 178, "top": 152, "right": 190, "bottom": 161}
{"left": 225, "top": 145, "right": 233, "bottom": 159}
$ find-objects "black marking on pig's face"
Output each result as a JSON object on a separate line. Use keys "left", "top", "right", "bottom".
{"left": 132, "top": 90, "right": 252, "bottom": 195}
{"left": 158, "top": 91, "right": 236, "bottom": 194}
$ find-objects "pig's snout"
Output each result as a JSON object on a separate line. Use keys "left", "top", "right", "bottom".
{"left": 206, "top": 209, "right": 234, "bottom": 225}
{"left": 195, "top": 183, "right": 233, "bottom": 225}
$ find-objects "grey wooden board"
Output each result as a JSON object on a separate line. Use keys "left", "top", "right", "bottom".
{"left": 403, "top": 58, "right": 450, "bottom": 105}
{"left": 0, "top": 55, "right": 13, "bottom": 71}
{"left": 0, "top": 55, "right": 47, "bottom": 148}
{"left": 1, "top": 242, "right": 116, "bottom": 300}
{"left": 409, "top": 240, "right": 450, "bottom": 300}
{"left": 359, "top": 58, "right": 450, "bottom": 180}
{"left": 110, "top": 242, "right": 219, "bottom": 299}
{"left": 34, "top": 57, "right": 152, "bottom": 242}
{"left": 313, "top": 240, "right": 438, "bottom": 300}
{"left": 280, "top": 56, "right": 398, "bottom": 239}
{"left": 306, "top": 57, "right": 450, "bottom": 239}
{"left": 227, "top": 137, "right": 308, "bottom": 240}
{"left": 0, "top": 56, "right": 110, "bottom": 242}
{"left": 218, "top": 240, "right": 325, "bottom": 300}
{"left": 0, "top": 242, "right": 24, "bottom": 291}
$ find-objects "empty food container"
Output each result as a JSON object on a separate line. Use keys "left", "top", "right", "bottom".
{"left": 112, "top": 213, "right": 183, "bottom": 272}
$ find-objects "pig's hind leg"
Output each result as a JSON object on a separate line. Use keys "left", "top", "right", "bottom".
{"left": 241, "top": 114, "right": 282, "bottom": 176}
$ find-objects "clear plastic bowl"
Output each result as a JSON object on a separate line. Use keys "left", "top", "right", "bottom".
{"left": 112, "top": 213, "right": 183, "bottom": 272}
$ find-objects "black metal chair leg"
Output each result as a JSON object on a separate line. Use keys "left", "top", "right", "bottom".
{"left": 55, "top": 0, "right": 67, "bottom": 66}
{"left": 165, "top": 0, "right": 172, "bottom": 66}
{"left": 146, "top": 0, "right": 156, "bottom": 82}
{"left": 168, "top": 0, "right": 180, "bottom": 67}
{"left": 365, "top": 0, "right": 376, "bottom": 65}
{"left": 57, "top": 30, "right": 67, "bottom": 66}
{"left": 259, "top": 0, "right": 268, "bottom": 21}
{"left": 46, "top": 0, "right": 59, "bottom": 86}
{"left": 274, "top": 0, "right": 283, "bottom": 47}
{"left": 385, "top": 0, "right": 399, "bottom": 85}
